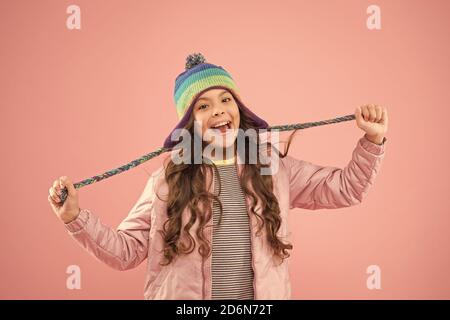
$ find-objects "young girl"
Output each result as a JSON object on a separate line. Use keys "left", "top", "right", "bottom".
{"left": 48, "top": 53, "right": 388, "bottom": 300}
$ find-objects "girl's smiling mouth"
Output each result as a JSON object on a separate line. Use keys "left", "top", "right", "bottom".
{"left": 210, "top": 120, "right": 232, "bottom": 134}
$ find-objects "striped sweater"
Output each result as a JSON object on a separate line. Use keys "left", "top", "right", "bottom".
{"left": 210, "top": 162, "right": 255, "bottom": 300}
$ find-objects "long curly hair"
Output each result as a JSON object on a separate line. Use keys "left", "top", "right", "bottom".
{"left": 156, "top": 92, "right": 301, "bottom": 266}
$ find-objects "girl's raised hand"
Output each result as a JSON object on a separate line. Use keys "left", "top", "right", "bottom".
{"left": 355, "top": 104, "right": 388, "bottom": 143}
{"left": 48, "top": 176, "right": 80, "bottom": 224}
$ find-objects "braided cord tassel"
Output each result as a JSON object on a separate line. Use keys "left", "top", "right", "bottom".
{"left": 59, "top": 147, "right": 168, "bottom": 202}
{"left": 59, "top": 114, "right": 355, "bottom": 203}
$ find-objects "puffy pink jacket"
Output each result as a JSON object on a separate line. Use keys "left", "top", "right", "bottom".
{"left": 64, "top": 134, "right": 387, "bottom": 299}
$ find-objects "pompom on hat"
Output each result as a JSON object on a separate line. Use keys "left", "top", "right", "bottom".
{"left": 163, "top": 52, "right": 269, "bottom": 149}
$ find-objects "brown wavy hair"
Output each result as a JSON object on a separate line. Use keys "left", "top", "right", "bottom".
{"left": 156, "top": 92, "right": 301, "bottom": 266}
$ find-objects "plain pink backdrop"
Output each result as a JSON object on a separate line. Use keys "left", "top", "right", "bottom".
{"left": 1, "top": 0, "right": 449, "bottom": 299}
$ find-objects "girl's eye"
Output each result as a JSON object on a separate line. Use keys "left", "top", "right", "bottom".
{"left": 198, "top": 98, "right": 231, "bottom": 110}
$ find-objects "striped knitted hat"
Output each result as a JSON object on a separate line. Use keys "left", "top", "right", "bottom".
{"left": 163, "top": 52, "right": 269, "bottom": 149}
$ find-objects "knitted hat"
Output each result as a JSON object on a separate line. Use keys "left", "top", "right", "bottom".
{"left": 163, "top": 53, "right": 269, "bottom": 149}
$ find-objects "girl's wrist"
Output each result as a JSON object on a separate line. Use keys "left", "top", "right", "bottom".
{"left": 364, "top": 133, "right": 385, "bottom": 145}
{"left": 63, "top": 208, "right": 81, "bottom": 224}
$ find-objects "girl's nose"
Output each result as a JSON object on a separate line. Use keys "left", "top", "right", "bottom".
{"left": 213, "top": 109, "right": 225, "bottom": 117}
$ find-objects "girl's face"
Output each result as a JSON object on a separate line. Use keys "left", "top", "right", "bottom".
{"left": 192, "top": 88, "right": 240, "bottom": 152}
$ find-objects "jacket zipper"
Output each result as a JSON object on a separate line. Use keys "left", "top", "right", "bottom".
{"left": 202, "top": 219, "right": 211, "bottom": 299}
{"left": 208, "top": 168, "right": 215, "bottom": 300}
{"left": 237, "top": 162, "right": 257, "bottom": 300}
{"left": 244, "top": 191, "right": 257, "bottom": 299}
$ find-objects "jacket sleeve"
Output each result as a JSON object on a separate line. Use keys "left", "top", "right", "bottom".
{"left": 285, "top": 134, "right": 387, "bottom": 210}
{"left": 63, "top": 172, "right": 159, "bottom": 271}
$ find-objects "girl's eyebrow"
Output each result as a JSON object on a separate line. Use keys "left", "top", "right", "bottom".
{"left": 197, "top": 90, "right": 229, "bottom": 102}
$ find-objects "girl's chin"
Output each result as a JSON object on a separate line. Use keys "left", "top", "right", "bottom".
{"left": 204, "top": 141, "right": 236, "bottom": 153}
{"left": 203, "top": 130, "right": 237, "bottom": 147}
{"left": 206, "top": 139, "right": 236, "bottom": 149}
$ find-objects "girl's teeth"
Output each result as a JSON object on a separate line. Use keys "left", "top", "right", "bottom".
{"left": 212, "top": 121, "right": 229, "bottom": 128}
{"left": 211, "top": 123, "right": 230, "bottom": 133}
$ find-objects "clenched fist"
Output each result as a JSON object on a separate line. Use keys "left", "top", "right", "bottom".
{"left": 48, "top": 176, "right": 80, "bottom": 224}
{"left": 355, "top": 104, "right": 388, "bottom": 145}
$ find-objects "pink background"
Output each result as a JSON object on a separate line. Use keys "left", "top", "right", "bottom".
{"left": 1, "top": 0, "right": 449, "bottom": 299}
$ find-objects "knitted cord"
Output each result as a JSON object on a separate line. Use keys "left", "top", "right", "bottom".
{"left": 58, "top": 114, "right": 356, "bottom": 203}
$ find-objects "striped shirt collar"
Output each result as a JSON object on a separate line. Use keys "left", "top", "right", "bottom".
{"left": 204, "top": 155, "right": 236, "bottom": 166}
